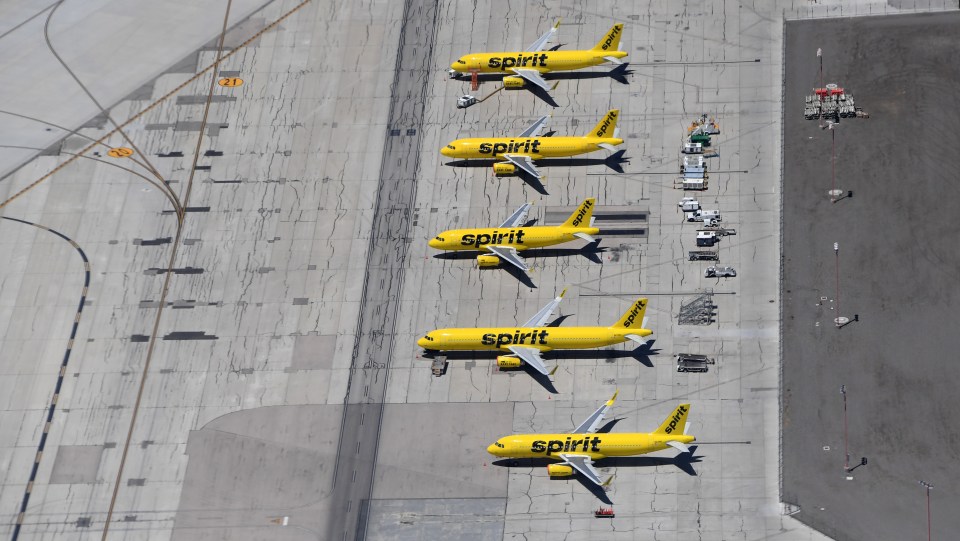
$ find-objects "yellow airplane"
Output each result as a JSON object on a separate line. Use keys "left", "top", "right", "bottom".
{"left": 448, "top": 20, "right": 627, "bottom": 92}
{"left": 428, "top": 198, "right": 599, "bottom": 272}
{"left": 417, "top": 291, "right": 652, "bottom": 375}
{"left": 440, "top": 110, "right": 623, "bottom": 182}
{"left": 487, "top": 392, "right": 695, "bottom": 487}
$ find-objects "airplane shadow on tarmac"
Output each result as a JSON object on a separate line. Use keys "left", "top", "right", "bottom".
{"left": 444, "top": 151, "right": 629, "bottom": 195}
{"left": 422, "top": 341, "right": 660, "bottom": 394}
{"left": 491, "top": 445, "right": 703, "bottom": 503}
{"left": 432, "top": 242, "right": 608, "bottom": 288}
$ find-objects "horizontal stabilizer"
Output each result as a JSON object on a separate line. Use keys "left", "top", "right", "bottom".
{"left": 624, "top": 334, "right": 647, "bottom": 344}
{"left": 665, "top": 440, "right": 690, "bottom": 453}
{"left": 574, "top": 232, "right": 596, "bottom": 243}
{"left": 603, "top": 56, "right": 623, "bottom": 65}
{"left": 598, "top": 143, "right": 618, "bottom": 152}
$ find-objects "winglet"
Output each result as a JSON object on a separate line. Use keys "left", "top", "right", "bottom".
{"left": 549, "top": 365, "right": 559, "bottom": 377}
{"left": 602, "top": 475, "right": 615, "bottom": 487}
{"left": 553, "top": 18, "right": 562, "bottom": 30}
{"left": 605, "top": 390, "right": 619, "bottom": 407}
{"left": 558, "top": 287, "right": 568, "bottom": 299}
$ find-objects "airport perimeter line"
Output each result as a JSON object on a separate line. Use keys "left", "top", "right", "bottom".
{"left": 0, "top": 0, "right": 312, "bottom": 212}
{"left": 2, "top": 217, "right": 90, "bottom": 541}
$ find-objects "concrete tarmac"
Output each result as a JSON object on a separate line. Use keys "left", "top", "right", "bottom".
{"left": 0, "top": 1, "right": 955, "bottom": 540}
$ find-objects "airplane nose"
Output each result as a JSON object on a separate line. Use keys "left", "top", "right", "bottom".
{"left": 417, "top": 337, "right": 428, "bottom": 348}
{"left": 486, "top": 443, "right": 498, "bottom": 455}
{"left": 440, "top": 146, "right": 452, "bottom": 157}
{"left": 428, "top": 238, "right": 441, "bottom": 249}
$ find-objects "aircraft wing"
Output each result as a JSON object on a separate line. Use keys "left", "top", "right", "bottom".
{"left": 558, "top": 454, "right": 604, "bottom": 486}
{"left": 522, "top": 288, "right": 567, "bottom": 327}
{"left": 510, "top": 68, "right": 552, "bottom": 91}
{"left": 502, "top": 154, "right": 541, "bottom": 180}
{"left": 484, "top": 245, "right": 528, "bottom": 272}
{"left": 572, "top": 391, "right": 618, "bottom": 434}
{"left": 506, "top": 346, "right": 549, "bottom": 375}
{"left": 526, "top": 19, "right": 561, "bottom": 52}
{"left": 517, "top": 115, "right": 550, "bottom": 138}
{"left": 500, "top": 202, "right": 533, "bottom": 227}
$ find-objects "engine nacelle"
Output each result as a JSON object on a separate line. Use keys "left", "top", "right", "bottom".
{"left": 492, "top": 162, "right": 517, "bottom": 177}
{"left": 503, "top": 75, "right": 526, "bottom": 89}
{"left": 547, "top": 464, "right": 574, "bottom": 477}
{"left": 496, "top": 355, "right": 522, "bottom": 368}
{"left": 477, "top": 254, "right": 501, "bottom": 268}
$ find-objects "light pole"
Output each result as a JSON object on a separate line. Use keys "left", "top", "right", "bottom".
{"left": 841, "top": 385, "right": 849, "bottom": 471}
{"left": 833, "top": 242, "right": 846, "bottom": 327}
{"left": 919, "top": 480, "right": 933, "bottom": 541}
{"left": 817, "top": 48, "right": 823, "bottom": 90}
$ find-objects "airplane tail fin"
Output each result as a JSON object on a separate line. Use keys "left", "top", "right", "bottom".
{"left": 591, "top": 23, "right": 624, "bottom": 52}
{"left": 654, "top": 404, "right": 691, "bottom": 435}
{"left": 610, "top": 297, "right": 647, "bottom": 329}
{"left": 585, "top": 110, "right": 620, "bottom": 139}
{"left": 561, "top": 198, "right": 596, "bottom": 228}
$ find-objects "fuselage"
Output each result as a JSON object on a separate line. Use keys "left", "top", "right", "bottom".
{"left": 440, "top": 136, "right": 622, "bottom": 159}
{"left": 417, "top": 326, "right": 651, "bottom": 351}
{"left": 487, "top": 432, "right": 696, "bottom": 460}
{"left": 451, "top": 50, "right": 628, "bottom": 74}
{"left": 429, "top": 225, "right": 600, "bottom": 251}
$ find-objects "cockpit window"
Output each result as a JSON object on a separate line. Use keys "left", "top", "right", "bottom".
{"left": 422, "top": 335, "right": 433, "bottom": 341}
{"left": 434, "top": 236, "right": 444, "bottom": 241}
{"left": 446, "top": 145, "right": 456, "bottom": 150}
{"left": 494, "top": 442, "right": 504, "bottom": 448}
{"left": 457, "top": 59, "right": 466, "bottom": 65}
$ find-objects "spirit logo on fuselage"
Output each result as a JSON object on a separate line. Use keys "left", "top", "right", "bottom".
{"left": 488, "top": 53, "right": 548, "bottom": 70}
{"left": 478, "top": 140, "right": 542, "bottom": 157}
{"left": 481, "top": 329, "right": 549, "bottom": 346}
{"left": 532, "top": 436, "right": 602, "bottom": 455}
{"left": 461, "top": 229, "right": 526, "bottom": 248}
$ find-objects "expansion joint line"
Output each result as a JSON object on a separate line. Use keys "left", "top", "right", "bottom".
{"left": 2, "top": 217, "right": 91, "bottom": 541}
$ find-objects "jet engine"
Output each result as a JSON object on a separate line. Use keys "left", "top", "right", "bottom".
{"left": 503, "top": 76, "right": 526, "bottom": 89}
{"left": 496, "top": 355, "right": 522, "bottom": 368}
{"left": 492, "top": 162, "right": 516, "bottom": 176}
{"left": 477, "top": 254, "right": 501, "bottom": 268}
{"left": 547, "top": 464, "right": 574, "bottom": 477}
